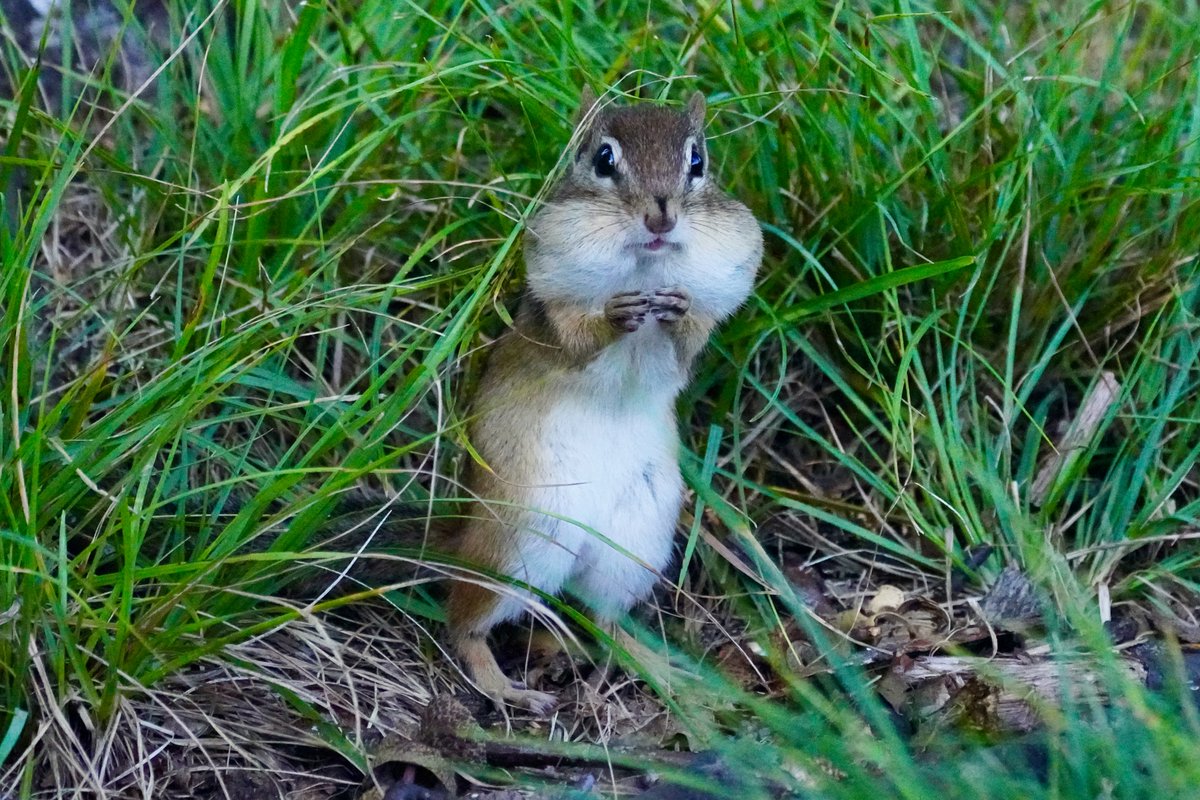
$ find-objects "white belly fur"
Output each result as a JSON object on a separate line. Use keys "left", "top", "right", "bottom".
{"left": 498, "top": 324, "right": 685, "bottom": 622}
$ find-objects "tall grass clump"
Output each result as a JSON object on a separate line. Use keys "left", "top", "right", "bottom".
{"left": 1, "top": 0, "right": 1198, "bottom": 796}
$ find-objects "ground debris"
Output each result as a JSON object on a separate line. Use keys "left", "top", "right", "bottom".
{"left": 980, "top": 564, "right": 1045, "bottom": 633}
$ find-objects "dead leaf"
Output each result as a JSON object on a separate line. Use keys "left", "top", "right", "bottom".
{"left": 867, "top": 585, "right": 906, "bottom": 615}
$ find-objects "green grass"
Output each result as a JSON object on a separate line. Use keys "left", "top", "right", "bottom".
{"left": 1, "top": 0, "right": 1199, "bottom": 796}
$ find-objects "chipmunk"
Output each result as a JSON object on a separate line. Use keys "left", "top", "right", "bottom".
{"left": 444, "top": 87, "right": 763, "bottom": 713}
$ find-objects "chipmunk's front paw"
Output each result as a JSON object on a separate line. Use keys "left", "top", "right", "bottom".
{"left": 604, "top": 291, "right": 651, "bottom": 332}
{"left": 650, "top": 286, "right": 691, "bottom": 323}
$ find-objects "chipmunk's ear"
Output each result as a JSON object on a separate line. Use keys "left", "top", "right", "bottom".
{"left": 686, "top": 91, "right": 707, "bottom": 128}
{"left": 576, "top": 84, "right": 600, "bottom": 126}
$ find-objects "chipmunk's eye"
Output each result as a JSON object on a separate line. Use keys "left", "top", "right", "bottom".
{"left": 689, "top": 144, "right": 704, "bottom": 178}
{"left": 593, "top": 143, "right": 617, "bottom": 178}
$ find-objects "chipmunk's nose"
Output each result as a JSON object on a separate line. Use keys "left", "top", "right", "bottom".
{"left": 644, "top": 196, "right": 676, "bottom": 235}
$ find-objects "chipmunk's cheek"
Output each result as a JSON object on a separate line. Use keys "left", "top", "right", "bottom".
{"left": 534, "top": 203, "right": 622, "bottom": 261}
{"left": 665, "top": 218, "right": 692, "bottom": 252}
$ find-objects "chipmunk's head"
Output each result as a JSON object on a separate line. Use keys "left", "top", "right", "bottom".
{"left": 526, "top": 87, "right": 761, "bottom": 314}
{"left": 558, "top": 86, "right": 710, "bottom": 256}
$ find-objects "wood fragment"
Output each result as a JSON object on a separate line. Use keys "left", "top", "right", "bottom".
{"left": 892, "top": 654, "right": 1146, "bottom": 733}
{"left": 1030, "top": 371, "right": 1120, "bottom": 506}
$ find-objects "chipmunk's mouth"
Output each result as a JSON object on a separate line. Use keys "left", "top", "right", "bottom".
{"left": 642, "top": 237, "right": 683, "bottom": 253}
{"left": 631, "top": 236, "right": 680, "bottom": 255}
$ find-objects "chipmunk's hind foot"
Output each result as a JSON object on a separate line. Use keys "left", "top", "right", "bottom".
{"left": 454, "top": 630, "right": 558, "bottom": 715}
{"left": 500, "top": 682, "right": 558, "bottom": 715}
